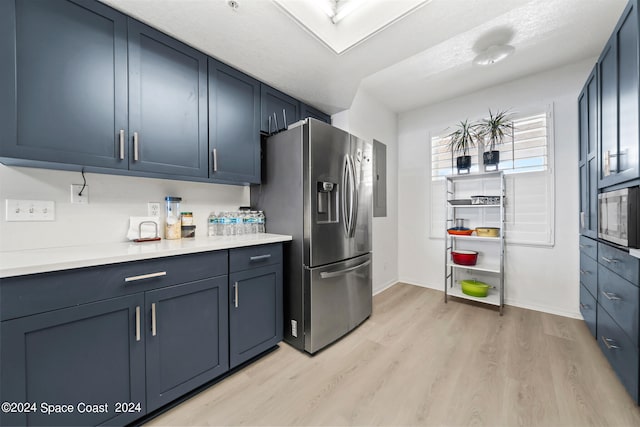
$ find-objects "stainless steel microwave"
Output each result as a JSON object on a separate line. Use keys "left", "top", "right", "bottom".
{"left": 598, "top": 187, "right": 640, "bottom": 248}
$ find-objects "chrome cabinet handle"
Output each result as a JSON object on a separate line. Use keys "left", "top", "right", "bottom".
{"left": 250, "top": 254, "right": 272, "bottom": 262}
{"left": 234, "top": 282, "right": 239, "bottom": 308}
{"left": 212, "top": 148, "right": 218, "bottom": 172}
{"left": 125, "top": 271, "right": 167, "bottom": 283}
{"left": 579, "top": 269, "right": 589, "bottom": 275}
{"left": 151, "top": 303, "right": 157, "bottom": 337}
{"left": 601, "top": 336, "right": 620, "bottom": 350}
{"left": 579, "top": 244, "right": 589, "bottom": 249}
{"left": 579, "top": 303, "right": 589, "bottom": 309}
{"left": 119, "top": 129, "right": 125, "bottom": 160}
{"left": 135, "top": 306, "right": 141, "bottom": 342}
{"left": 320, "top": 260, "right": 371, "bottom": 279}
{"left": 601, "top": 291, "right": 621, "bottom": 301}
{"left": 601, "top": 256, "right": 618, "bottom": 264}
{"left": 133, "top": 132, "right": 139, "bottom": 161}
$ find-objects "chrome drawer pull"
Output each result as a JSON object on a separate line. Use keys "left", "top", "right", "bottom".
{"left": 135, "top": 306, "right": 141, "bottom": 342}
{"left": 601, "top": 291, "right": 621, "bottom": 301}
{"left": 125, "top": 271, "right": 167, "bottom": 282}
{"left": 320, "top": 260, "right": 371, "bottom": 279}
{"left": 579, "top": 269, "right": 590, "bottom": 275}
{"left": 579, "top": 244, "right": 590, "bottom": 249}
{"left": 601, "top": 336, "right": 620, "bottom": 350}
{"left": 250, "top": 254, "right": 272, "bottom": 262}
{"left": 234, "top": 282, "right": 239, "bottom": 308}
{"left": 151, "top": 303, "right": 157, "bottom": 337}
{"left": 579, "top": 303, "right": 589, "bottom": 309}
{"left": 601, "top": 256, "right": 618, "bottom": 264}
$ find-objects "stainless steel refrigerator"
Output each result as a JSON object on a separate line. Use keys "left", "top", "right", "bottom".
{"left": 251, "top": 118, "right": 373, "bottom": 354}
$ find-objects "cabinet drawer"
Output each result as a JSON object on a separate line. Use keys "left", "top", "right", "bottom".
{"left": 598, "top": 242, "right": 639, "bottom": 285}
{"left": 579, "top": 235, "right": 598, "bottom": 260}
{"left": 597, "top": 303, "right": 639, "bottom": 403}
{"left": 580, "top": 284, "right": 597, "bottom": 338}
{"left": 580, "top": 252, "right": 598, "bottom": 297}
{"left": 0, "top": 251, "right": 228, "bottom": 321}
{"left": 230, "top": 243, "right": 282, "bottom": 273}
{"left": 598, "top": 265, "right": 639, "bottom": 346}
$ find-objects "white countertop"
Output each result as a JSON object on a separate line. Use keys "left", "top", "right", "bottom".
{"left": 0, "top": 234, "right": 292, "bottom": 278}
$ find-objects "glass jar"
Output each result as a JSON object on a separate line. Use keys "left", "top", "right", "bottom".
{"left": 165, "top": 196, "right": 182, "bottom": 240}
{"left": 181, "top": 212, "right": 193, "bottom": 226}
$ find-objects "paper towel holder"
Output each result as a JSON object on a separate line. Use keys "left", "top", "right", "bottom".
{"left": 134, "top": 220, "right": 161, "bottom": 242}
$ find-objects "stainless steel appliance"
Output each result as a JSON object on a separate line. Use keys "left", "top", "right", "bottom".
{"left": 251, "top": 118, "right": 373, "bottom": 354}
{"left": 598, "top": 187, "right": 640, "bottom": 248}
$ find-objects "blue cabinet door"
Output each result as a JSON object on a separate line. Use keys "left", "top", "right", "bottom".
{"left": 599, "top": 0, "right": 639, "bottom": 188}
{"left": 208, "top": 59, "right": 261, "bottom": 184}
{"left": 260, "top": 85, "right": 300, "bottom": 133}
{"left": 301, "top": 103, "right": 331, "bottom": 124}
{"left": 128, "top": 20, "right": 208, "bottom": 178}
{"left": 229, "top": 264, "right": 283, "bottom": 368}
{"left": 578, "top": 66, "right": 598, "bottom": 238}
{"left": 0, "top": 293, "right": 146, "bottom": 426}
{"left": 0, "top": 0, "right": 128, "bottom": 169}
{"left": 145, "top": 276, "right": 229, "bottom": 412}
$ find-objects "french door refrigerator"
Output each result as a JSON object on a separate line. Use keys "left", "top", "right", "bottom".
{"left": 251, "top": 118, "right": 372, "bottom": 354}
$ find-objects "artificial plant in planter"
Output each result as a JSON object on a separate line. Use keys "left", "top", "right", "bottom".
{"left": 446, "top": 119, "right": 480, "bottom": 174}
{"left": 478, "top": 109, "right": 514, "bottom": 170}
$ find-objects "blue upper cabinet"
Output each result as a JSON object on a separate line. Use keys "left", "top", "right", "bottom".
{"left": 128, "top": 20, "right": 208, "bottom": 178}
{"left": 301, "top": 103, "right": 331, "bottom": 124}
{"left": 208, "top": 59, "right": 261, "bottom": 184}
{"left": 578, "top": 66, "right": 598, "bottom": 239}
{"left": 599, "top": 0, "right": 639, "bottom": 188}
{"left": 0, "top": 0, "right": 128, "bottom": 169}
{"left": 260, "top": 85, "right": 300, "bottom": 133}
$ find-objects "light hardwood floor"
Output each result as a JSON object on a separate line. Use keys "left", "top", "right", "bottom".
{"left": 146, "top": 283, "right": 640, "bottom": 426}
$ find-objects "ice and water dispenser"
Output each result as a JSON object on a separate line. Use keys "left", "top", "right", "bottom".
{"left": 317, "top": 181, "right": 338, "bottom": 223}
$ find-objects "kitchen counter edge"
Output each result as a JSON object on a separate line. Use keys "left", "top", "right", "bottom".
{"left": 0, "top": 234, "right": 292, "bottom": 278}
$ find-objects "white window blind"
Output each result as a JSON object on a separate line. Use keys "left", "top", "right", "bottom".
{"left": 429, "top": 107, "right": 555, "bottom": 247}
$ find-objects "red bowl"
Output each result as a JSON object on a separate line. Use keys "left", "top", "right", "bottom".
{"left": 451, "top": 250, "right": 478, "bottom": 266}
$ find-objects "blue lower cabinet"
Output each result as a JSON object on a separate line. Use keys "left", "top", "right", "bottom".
{"left": 579, "top": 284, "right": 597, "bottom": 338}
{"left": 229, "top": 264, "right": 283, "bottom": 368}
{"left": 597, "top": 303, "right": 639, "bottom": 403}
{"left": 145, "top": 277, "right": 229, "bottom": 412}
{"left": 0, "top": 294, "right": 146, "bottom": 427}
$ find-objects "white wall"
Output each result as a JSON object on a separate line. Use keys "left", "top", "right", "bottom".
{"left": 333, "top": 89, "right": 399, "bottom": 294}
{"left": 398, "top": 58, "right": 596, "bottom": 318}
{"left": 0, "top": 165, "right": 248, "bottom": 251}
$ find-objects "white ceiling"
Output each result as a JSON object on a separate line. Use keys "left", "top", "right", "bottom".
{"left": 100, "top": 0, "right": 627, "bottom": 114}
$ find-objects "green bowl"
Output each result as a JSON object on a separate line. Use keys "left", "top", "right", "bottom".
{"left": 460, "top": 280, "right": 490, "bottom": 297}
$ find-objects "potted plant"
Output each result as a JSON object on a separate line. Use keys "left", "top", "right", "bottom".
{"left": 478, "top": 109, "right": 514, "bottom": 170}
{"left": 446, "top": 119, "right": 480, "bottom": 174}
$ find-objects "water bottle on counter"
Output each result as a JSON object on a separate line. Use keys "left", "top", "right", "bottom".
{"left": 257, "top": 211, "right": 265, "bottom": 233}
{"left": 207, "top": 212, "right": 218, "bottom": 236}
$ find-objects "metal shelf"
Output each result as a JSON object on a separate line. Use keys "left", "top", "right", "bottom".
{"left": 447, "top": 283, "right": 501, "bottom": 306}
{"left": 444, "top": 172, "right": 505, "bottom": 315}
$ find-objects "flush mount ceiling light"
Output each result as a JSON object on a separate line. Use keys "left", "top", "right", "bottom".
{"left": 320, "top": 0, "right": 366, "bottom": 24}
{"left": 473, "top": 44, "right": 515, "bottom": 66}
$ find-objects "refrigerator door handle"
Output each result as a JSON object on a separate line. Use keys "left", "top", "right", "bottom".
{"left": 349, "top": 155, "right": 359, "bottom": 237}
{"left": 319, "top": 260, "right": 371, "bottom": 279}
{"left": 342, "top": 155, "right": 351, "bottom": 236}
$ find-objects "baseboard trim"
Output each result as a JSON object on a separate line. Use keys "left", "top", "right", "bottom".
{"left": 396, "top": 279, "right": 583, "bottom": 320}
{"left": 373, "top": 279, "right": 399, "bottom": 296}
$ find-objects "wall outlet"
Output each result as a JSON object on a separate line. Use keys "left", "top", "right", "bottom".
{"left": 71, "top": 184, "right": 89, "bottom": 204}
{"left": 6, "top": 199, "right": 55, "bottom": 221}
{"left": 147, "top": 202, "right": 161, "bottom": 217}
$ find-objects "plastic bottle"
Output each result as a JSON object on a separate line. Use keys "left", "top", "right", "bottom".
{"left": 207, "top": 212, "right": 217, "bottom": 236}
{"left": 257, "top": 211, "right": 265, "bottom": 233}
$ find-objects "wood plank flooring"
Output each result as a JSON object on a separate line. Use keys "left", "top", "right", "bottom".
{"left": 146, "top": 283, "right": 640, "bottom": 426}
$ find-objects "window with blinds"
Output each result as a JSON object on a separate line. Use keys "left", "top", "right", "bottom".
{"left": 430, "top": 107, "right": 555, "bottom": 247}
{"left": 431, "top": 111, "right": 549, "bottom": 178}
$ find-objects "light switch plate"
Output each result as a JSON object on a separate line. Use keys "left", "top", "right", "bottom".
{"left": 6, "top": 199, "right": 55, "bottom": 221}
